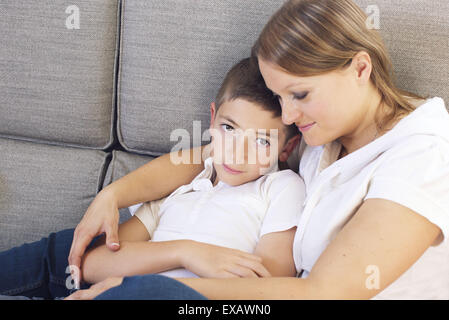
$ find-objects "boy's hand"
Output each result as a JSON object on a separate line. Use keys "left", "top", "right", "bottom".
{"left": 68, "top": 190, "right": 121, "bottom": 282}
{"left": 179, "top": 240, "right": 271, "bottom": 278}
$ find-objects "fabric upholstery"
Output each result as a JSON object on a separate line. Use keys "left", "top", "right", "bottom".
{"left": 0, "top": 0, "right": 120, "bottom": 149}
{"left": 0, "top": 138, "right": 111, "bottom": 251}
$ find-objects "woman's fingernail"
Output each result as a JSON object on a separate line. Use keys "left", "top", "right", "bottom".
{"left": 110, "top": 242, "right": 120, "bottom": 248}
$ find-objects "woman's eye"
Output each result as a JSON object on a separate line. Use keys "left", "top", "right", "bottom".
{"left": 256, "top": 138, "right": 270, "bottom": 147}
{"left": 221, "top": 124, "right": 234, "bottom": 132}
{"left": 293, "top": 92, "right": 308, "bottom": 100}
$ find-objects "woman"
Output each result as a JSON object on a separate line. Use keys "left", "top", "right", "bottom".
{"left": 68, "top": 0, "right": 449, "bottom": 299}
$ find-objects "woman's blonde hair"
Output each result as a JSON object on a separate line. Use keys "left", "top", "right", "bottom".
{"left": 252, "top": 0, "right": 426, "bottom": 133}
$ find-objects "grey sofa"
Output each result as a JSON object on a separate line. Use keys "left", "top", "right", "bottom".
{"left": 0, "top": 0, "right": 448, "bottom": 252}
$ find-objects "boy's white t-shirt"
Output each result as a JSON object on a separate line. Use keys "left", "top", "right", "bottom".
{"left": 294, "top": 97, "right": 449, "bottom": 299}
{"left": 129, "top": 157, "right": 305, "bottom": 278}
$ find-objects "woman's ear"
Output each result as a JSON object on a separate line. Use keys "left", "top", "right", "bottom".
{"left": 351, "top": 51, "right": 372, "bottom": 85}
{"left": 279, "top": 134, "right": 300, "bottom": 162}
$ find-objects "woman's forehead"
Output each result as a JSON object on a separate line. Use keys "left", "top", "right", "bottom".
{"left": 258, "top": 59, "right": 300, "bottom": 89}
{"left": 258, "top": 58, "right": 345, "bottom": 92}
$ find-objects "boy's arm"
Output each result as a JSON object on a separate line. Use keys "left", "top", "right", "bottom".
{"left": 253, "top": 227, "right": 297, "bottom": 277}
{"left": 81, "top": 216, "right": 186, "bottom": 283}
{"left": 81, "top": 239, "right": 187, "bottom": 284}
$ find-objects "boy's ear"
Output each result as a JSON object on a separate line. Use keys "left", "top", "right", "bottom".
{"left": 279, "top": 134, "right": 300, "bottom": 162}
{"left": 209, "top": 102, "right": 216, "bottom": 129}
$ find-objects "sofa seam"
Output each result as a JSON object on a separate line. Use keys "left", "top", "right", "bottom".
{"left": 116, "top": 0, "right": 125, "bottom": 151}
{"left": 107, "top": 0, "right": 122, "bottom": 152}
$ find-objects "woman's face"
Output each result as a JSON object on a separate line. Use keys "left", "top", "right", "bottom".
{"left": 258, "top": 57, "right": 369, "bottom": 147}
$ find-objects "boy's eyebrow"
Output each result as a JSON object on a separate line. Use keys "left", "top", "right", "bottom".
{"left": 256, "top": 130, "right": 282, "bottom": 139}
{"left": 221, "top": 115, "right": 240, "bottom": 128}
{"left": 257, "top": 130, "right": 272, "bottom": 138}
{"left": 221, "top": 114, "right": 279, "bottom": 139}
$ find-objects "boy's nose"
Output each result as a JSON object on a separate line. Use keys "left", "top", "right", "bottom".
{"left": 234, "top": 135, "right": 249, "bottom": 164}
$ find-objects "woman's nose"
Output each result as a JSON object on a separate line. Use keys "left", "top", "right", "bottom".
{"left": 282, "top": 104, "right": 302, "bottom": 125}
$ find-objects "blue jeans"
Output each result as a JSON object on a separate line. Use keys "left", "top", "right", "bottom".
{"left": 0, "top": 228, "right": 206, "bottom": 300}
{"left": 94, "top": 275, "right": 206, "bottom": 300}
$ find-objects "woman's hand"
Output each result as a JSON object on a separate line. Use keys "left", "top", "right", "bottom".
{"left": 68, "top": 189, "right": 121, "bottom": 282}
{"left": 179, "top": 240, "right": 271, "bottom": 278}
{"left": 64, "top": 277, "right": 124, "bottom": 300}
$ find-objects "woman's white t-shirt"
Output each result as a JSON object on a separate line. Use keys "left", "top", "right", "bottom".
{"left": 294, "top": 97, "right": 449, "bottom": 299}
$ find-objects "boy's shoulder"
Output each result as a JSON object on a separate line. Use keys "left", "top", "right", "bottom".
{"left": 262, "top": 168, "right": 306, "bottom": 197}
{"left": 266, "top": 168, "right": 303, "bottom": 181}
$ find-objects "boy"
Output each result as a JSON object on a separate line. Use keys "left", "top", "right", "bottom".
{"left": 80, "top": 57, "right": 305, "bottom": 283}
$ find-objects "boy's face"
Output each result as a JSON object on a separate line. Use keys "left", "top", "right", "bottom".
{"left": 209, "top": 98, "right": 291, "bottom": 186}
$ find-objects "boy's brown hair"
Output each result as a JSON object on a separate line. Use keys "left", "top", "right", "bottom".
{"left": 215, "top": 57, "right": 300, "bottom": 143}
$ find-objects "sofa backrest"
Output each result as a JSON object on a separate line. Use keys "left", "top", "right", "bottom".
{"left": 0, "top": 0, "right": 120, "bottom": 149}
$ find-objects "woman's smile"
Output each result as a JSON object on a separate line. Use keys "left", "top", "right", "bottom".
{"left": 297, "top": 122, "right": 316, "bottom": 132}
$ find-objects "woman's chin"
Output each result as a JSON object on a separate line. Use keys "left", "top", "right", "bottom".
{"left": 303, "top": 136, "right": 320, "bottom": 147}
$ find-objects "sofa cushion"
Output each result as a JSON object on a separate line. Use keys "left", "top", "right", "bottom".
{"left": 0, "top": 138, "right": 112, "bottom": 251}
{"left": 354, "top": 0, "right": 449, "bottom": 108}
{"left": 102, "top": 150, "right": 155, "bottom": 220}
{"left": 117, "top": 0, "right": 285, "bottom": 156}
{"left": 0, "top": 0, "right": 120, "bottom": 149}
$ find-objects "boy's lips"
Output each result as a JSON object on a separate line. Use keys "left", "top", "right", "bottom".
{"left": 222, "top": 163, "right": 243, "bottom": 174}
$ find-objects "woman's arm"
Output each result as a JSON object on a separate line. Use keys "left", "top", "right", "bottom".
{"left": 105, "top": 144, "right": 211, "bottom": 209}
{"left": 176, "top": 198, "right": 441, "bottom": 299}
{"left": 68, "top": 144, "right": 210, "bottom": 273}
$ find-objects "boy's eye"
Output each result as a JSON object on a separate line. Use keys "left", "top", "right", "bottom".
{"left": 256, "top": 137, "right": 270, "bottom": 147}
{"left": 220, "top": 124, "right": 234, "bottom": 132}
